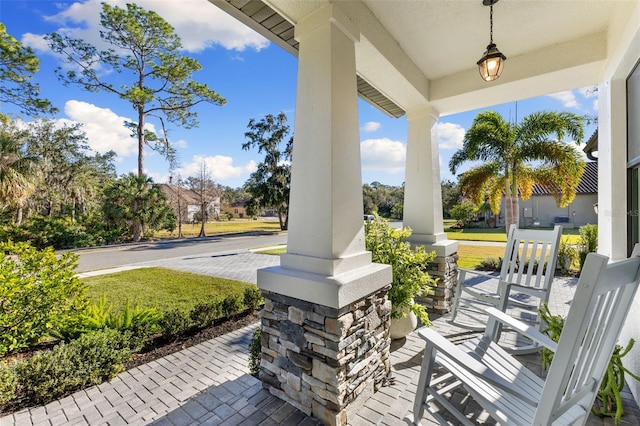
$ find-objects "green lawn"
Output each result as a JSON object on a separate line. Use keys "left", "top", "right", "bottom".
{"left": 457, "top": 244, "right": 504, "bottom": 269}
{"left": 81, "top": 267, "right": 254, "bottom": 313}
{"left": 255, "top": 244, "right": 505, "bottom": 270}
{"left": 155, "top": 219, "right": 282, "bottom": 239}
{"left": 446, "top": 226, "right": 581, "bottom": 244}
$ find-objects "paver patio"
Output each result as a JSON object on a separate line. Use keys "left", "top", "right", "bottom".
{"left": 1, "top": 251, "right": 638, "bottom": 425}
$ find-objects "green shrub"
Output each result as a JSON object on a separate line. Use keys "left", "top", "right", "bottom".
{"left": 450, "top": 202, "right": 478, "bottom": 228}
{"left": 364, "top": 216, "right": 436, "bottom": 325}
{"left": 243, "top": 287, "right": 264, "bottom": 310}
{"left": 0, "top": 242, "right": 87, "bottom": 355}
{"left": 248, "top": 328, "right": 262, "bottom": 376}
{"left": 159, "top": 309, "right": 192, "bottom": 338}
{"left": 15, "top": 329, "right": 133, "bottom": 403}
{"left": 578, "top": 224, "right": 598, "bottom": 270}
{"left": 221, "top": 294, "right": 244, "bottom": 318}
{"left": 476, "top": 257, "right": 502, "bottom": 271}
{"left": 190, "top": 301, "right": 222, "bottom": 328}
{"left": 0, "top": 361, "right": 17, "bottom": 404}
{"left": 0, "top": 216, "right": 104, "bottom": 250}
{"left": 52, "top": 296, "right": 160, "bottom": 348}
{"left": 556, "top": 237, "right": 578, "bottom": 273}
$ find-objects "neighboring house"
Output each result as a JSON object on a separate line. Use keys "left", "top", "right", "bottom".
{"left": 229, "top": 200, "right": 248, "bottom": 219}
{"left": 497, "top": 162, "right": 598, "bottom": 228}
{"left": 157, "top": 184, "right": 221, "bottom": 222}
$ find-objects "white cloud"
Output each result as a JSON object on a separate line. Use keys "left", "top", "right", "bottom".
{"left": 27, "top": 0, "right": 269, "bottom": 54}
{"left": 360, "top": 138, "right": 406, "bottom": 174}
{"left": 578, "top": 86, "right": 598, "bottom": 98}
{"left": 436, "top": 122, "right": 465, "bottom": 150}
{"left": 62, "top": 100, "right": 138, "bottom": 157}
{"left": 175, "top": 139, "right": 188, "bottom": 149}
{"left": 176, "top": 155, "right": 257, "bottom": 182}
{"left": 592, "top": 99, "right": 599, "bottom": 112}
{"left": 362, "top": 121, "right": 381, "bottom": 132}
{"left": 547, "top": 91, "right": 580, "bottom": 108}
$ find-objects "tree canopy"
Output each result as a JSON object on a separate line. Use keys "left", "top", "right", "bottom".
{"left": 242, "top": 113, "right": 292, "bottom": 230}
{"left": 0, "top": 122, "right": 39, "bottom": 224}
{"left": 449, "top": 110, "right": 585, "bottom": 230}
{"left": 47, "top": 3, "right": 226, "bottom": 175}
{"left": 0, "top": 23, "right": 54, "bottom": 117}
{"left": 102, "top": 173, "right": 175, "bottom": 242}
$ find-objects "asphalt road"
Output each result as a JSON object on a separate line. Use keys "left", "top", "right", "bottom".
{"left": 71, "top": 232, "right": 287, "bottom": 272}
{"left": 70, "top": 223, "right": 503, "bottom": 273}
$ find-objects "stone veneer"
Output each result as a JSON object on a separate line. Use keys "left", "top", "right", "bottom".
{"left": 417, "top": 253, "right": 459, "bottom": 313}
{"left": 259, "top": 284, "right": 392, "bottom": 426}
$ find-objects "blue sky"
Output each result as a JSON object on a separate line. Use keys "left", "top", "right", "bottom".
{"left": 2, "top": 0, "right": 598, "bottom": 189}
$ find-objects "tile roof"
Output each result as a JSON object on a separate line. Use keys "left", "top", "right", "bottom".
{"left": 531, "top": 161, "right": 598, "bottom": 195}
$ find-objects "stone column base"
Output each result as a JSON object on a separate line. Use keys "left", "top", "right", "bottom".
{"left": 417, "top": 252, "right": 459, "bottom": 313}
{"left": 259, "top": 284, "right": 392, "bottom": 426}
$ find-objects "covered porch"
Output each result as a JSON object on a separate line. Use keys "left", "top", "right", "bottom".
{"left": 209, "top": 1, "right": 640, "bottom": 424}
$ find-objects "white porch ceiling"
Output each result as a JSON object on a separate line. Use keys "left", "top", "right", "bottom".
{"left": 212, "top": 0, "right": 640, "bottom": 117}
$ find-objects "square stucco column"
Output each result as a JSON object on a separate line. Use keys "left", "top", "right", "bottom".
{"left": 403, "top": 107, "right": 459, "bottom": 312}
{"left": 597, "top": 79, "right": 628, "bottom": 260}
{"left": 257, "top": 5, "right": 392, "bottom": 425}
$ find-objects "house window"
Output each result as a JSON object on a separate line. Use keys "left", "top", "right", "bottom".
{"left": 627, "top": 58, "right": 640, "bottom": 255}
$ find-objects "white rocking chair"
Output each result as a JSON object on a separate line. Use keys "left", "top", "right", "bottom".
{"left": 449, "top": 224, "right": 562, "bottom": 354}
{"left": 406, "top": 247, "right": 640, "bottom": 426}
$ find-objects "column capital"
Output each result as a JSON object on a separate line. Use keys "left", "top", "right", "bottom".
{"left": 406, "top": 105, "right": 440, "bottom": 121}
{"left": 295, "top": 3, "right": 359, "bottom": 44}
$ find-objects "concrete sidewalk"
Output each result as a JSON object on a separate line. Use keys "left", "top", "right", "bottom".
{"left": 2, "top": 251, "right": 638, "bottom": 425}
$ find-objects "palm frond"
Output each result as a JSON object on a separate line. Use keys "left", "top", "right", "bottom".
{"left": 458, "top": 162, "right": 503, "bottom": 206}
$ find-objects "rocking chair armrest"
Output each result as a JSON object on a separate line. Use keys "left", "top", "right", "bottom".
{"left": 501, "top": 280, "right": 547, "bottom": 296}
{"left": 417, "top": 327, "right": 539, "bottom": 405}
{"left": 484, "top": 307, "right": 558, "bottom": 352}
{"left": 458, "top": 268, "right": 500, "bottom": 281}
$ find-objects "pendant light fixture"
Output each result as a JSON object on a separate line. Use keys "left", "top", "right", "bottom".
{"left": 477, "top": 0, "right": 506, "bottom": 82}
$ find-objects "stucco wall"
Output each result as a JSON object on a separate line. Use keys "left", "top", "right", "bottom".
{"left": 497, "top": 194, "right": 598, "bottom": 228}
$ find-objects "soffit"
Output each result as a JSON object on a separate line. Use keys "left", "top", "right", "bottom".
{"left": 212, "top": 0, "right": 639, "bottom": 116}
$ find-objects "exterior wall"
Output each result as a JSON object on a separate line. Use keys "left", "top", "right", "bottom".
{"left": 497, "top": 194, "right": 597, "bottom": 228}
{"left": 602, "top": 1, "right": 640, "bottom": 408}
{"left": 518, "top": 194, "right": 598, "bottom": 228}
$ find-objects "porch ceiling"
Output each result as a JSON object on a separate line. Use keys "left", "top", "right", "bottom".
{"left": 211, "top": 0, "right": 639, "bottom": 117}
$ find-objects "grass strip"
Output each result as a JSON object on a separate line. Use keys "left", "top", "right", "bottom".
{"left": 81, "top": 267, "right": 254, "bottom": 313}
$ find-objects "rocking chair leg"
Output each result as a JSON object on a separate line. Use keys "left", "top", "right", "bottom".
{"left": 448, "top": 271, "right": 466, "bottom": 324}
{"left": 405, "top": 343, "right": 437, "bottom": 425}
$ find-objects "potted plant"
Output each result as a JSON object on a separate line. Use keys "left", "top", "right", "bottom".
{"left": 365, "top": 216, "right": 436, "bottom": 339}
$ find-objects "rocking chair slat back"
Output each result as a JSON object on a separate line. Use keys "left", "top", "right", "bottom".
{"left": 536, "top": 252, "right": 640, "bottom": 424}
{"left": 501, "top": 226, "right": 559, "bottom": 292}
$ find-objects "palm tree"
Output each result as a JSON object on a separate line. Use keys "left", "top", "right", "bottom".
{"left": 0, "top": 128, "right": 40, "bottom": 224}
{"left": 103, "top": 173, "right": 175, "bottom": 242}
{"left": 449, "top": 110, "right": 586, "bottom": 231}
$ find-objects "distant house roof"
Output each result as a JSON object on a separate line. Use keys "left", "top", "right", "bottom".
{"left": 531, "top": 161, "right": 598, "bottom": 195}
{"left": 156, "top": 184, "right": 200, "bottom": 205}
{"left": 231, "top": 200, "right": 249, "bottom": 208}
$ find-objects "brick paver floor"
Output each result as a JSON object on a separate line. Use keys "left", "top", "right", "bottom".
{"left": 2, "top": 250, "right": 639, "bottom": 425}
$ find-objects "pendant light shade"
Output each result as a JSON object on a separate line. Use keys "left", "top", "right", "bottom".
{"left": 478, "top": 0, "right": 506, "bottom": 82}
{"left": 477, "top": 43, "right": 506, "bottom": 81}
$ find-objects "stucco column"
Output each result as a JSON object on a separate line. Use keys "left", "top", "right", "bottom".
{"left": 403, "top": 107, "right": 459, "bottom": 312}
{"left": 597, "top": 79, "right": 627, "bottom": 260}
{"left": 257, "top": 4, "right": 391, "bottom": 309}
{"left": 256, "top": 5, "right": 392, "bottom": 425}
